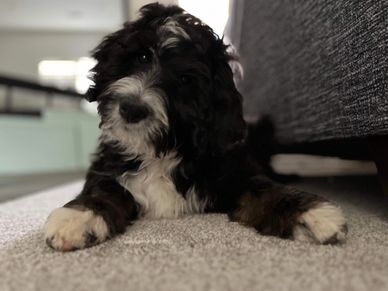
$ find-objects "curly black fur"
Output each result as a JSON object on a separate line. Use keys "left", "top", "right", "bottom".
{"left": 45, "top": 3, "right": 346, "bottom": 251}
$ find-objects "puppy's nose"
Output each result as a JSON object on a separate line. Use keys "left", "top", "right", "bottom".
{"left": 119, "top": 99, "right": 150, "bottom": 123}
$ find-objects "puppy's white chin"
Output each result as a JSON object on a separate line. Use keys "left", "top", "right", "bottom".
{"left": 99, "top": 74, "right": 169, "bottom": 158}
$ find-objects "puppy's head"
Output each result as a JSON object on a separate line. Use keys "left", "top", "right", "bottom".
{"left": 88, "top": 3, "right": 246, "bottom": 158}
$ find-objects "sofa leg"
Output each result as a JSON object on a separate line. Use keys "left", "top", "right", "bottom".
{"left": 369, "top": 136, "right": 388, "bottom": 195}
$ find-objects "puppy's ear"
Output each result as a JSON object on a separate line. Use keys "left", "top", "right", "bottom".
{"left": 211, "top": 57, "right": 247, "bottom": 154}
{"left": 85, "top": 27, "right": 128, "bottom": 102}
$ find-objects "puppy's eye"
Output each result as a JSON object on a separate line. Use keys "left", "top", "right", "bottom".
{"left": 179, "top": 75, "right": 190, "bottom": 85}
{"left": 137, "top": 50, "right": 152, "bottom": 64}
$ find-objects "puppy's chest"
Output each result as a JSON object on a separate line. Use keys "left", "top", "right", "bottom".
{"left": 117, "top": 155, "right": 203, "bottom": 218}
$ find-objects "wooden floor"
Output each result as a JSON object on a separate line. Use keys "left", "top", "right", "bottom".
{"left": 0, "top": 171, "right": 85, "bottom": 202}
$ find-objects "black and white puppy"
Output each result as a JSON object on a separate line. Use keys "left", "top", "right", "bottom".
{"left": 44, "top": 3, "right": 347, "bottom": 251}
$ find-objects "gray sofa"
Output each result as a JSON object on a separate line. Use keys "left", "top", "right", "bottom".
{"left": 229, "top": 0, "right": 388, "bottom": 146}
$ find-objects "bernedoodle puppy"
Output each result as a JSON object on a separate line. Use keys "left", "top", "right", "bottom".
{"left": 44, "top": 3, "right": 347, "bottom": 251}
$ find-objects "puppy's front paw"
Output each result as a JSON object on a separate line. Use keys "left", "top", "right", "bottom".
{"left": 293, "top": 202, "right": 347, "bottom": 244}
{"left": 44, "top": 207, "right": 109, "bottom": 251}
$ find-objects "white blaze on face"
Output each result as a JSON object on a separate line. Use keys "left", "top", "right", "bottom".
{"left": 100, "top": 73, "right": 168, "bottom": 158}
{"left": 158, "top": 18, "right": 190, "bottom": 50}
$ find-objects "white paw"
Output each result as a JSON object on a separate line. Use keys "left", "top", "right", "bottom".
{"left": 293, "top": 202, "right": 347, "bottom": 244}
{"left": 44, "top": 207, "right": 109, "bottom": 251}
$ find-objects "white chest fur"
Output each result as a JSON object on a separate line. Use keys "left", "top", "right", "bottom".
{"left": 117, "top": 152, "right": 205, "bottom": 218}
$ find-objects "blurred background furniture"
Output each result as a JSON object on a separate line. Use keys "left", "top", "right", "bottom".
{"left": 0, "top": 75, "right": 100, "bottom": 175}
{"left": 0, "top": 75, "right": 100, "bottom": 201}
{"left": 229, "top": 0, "right": 388, "bottom": 192}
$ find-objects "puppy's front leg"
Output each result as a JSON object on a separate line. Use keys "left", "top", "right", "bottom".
{"left": 44, "top": 174, "right": 138, "bottom": 251}
{"left": 229, "top": 177, "right": 347, "bottom": 244}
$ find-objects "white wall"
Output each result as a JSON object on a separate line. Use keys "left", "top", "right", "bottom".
{"left": 0, "top": 30, "right": 105, "bottom": 81}
{"left": 127, "top": 0, "right": 230, "bottom": 36}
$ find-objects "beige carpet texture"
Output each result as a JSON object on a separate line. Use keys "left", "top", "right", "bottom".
{"left": 1, "top": 178, "right": 388, "bottom": 291}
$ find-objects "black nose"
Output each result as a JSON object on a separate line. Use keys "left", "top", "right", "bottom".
{"left": 119, "top": 100, "right": 150, "bottom": 123}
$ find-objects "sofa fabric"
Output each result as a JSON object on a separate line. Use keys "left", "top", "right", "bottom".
{"left": 234, "top": 0, "right": 388, "bottom": 144}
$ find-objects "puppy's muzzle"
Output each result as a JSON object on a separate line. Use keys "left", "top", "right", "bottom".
{"left": 119, "top": 97, "right": 151, "bottom": 124}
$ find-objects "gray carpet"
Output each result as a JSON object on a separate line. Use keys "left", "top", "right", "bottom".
{"left": 1, "top": 177, "right": 388, "bottom": 291}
